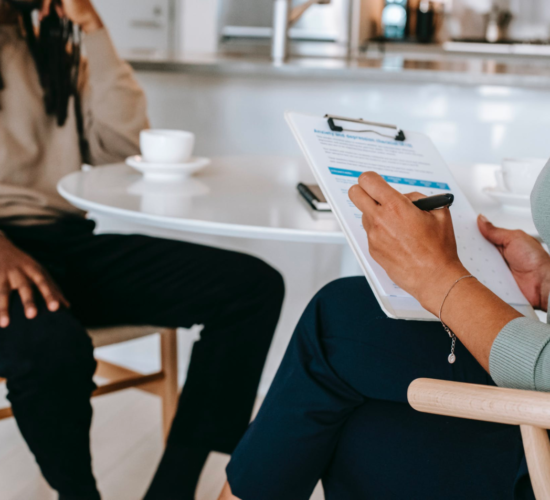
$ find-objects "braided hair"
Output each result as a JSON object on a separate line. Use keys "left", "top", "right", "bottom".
{"left": 0, "top": 0, "right": 89, "bottom": 160}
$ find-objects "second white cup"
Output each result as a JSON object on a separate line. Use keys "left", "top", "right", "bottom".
{"left": 140, "top": 129, "right": 195, "bottom": 164}
{"left": 497, "top": 158, "right": 547, "bottom": 196}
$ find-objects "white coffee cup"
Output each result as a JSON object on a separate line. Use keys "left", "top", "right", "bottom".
{"left": 496, "top": 158, "right": 548, "bottom": 196}
{"left": 140, "top": 129, "right": 195, "bottom": 164}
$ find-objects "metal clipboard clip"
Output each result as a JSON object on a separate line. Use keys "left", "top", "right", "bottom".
{"left": 324, "top": 114, "right": 406, "bottom": 142}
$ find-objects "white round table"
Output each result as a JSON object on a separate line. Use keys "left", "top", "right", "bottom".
{"left": 58, "top": 156, "right": 537, "bottom": 240}
{"left": 58, "top": 156, "right": 346, "bottom": 244}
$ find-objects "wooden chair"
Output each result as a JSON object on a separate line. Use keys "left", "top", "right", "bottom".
{"left": 0, "top": 326, "right": 179, "bottom": 440}
{"left": 408, "top": 379, "right": 550, "bottom": 499}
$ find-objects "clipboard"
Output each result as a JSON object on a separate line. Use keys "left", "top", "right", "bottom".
{"left": 286, "top": 111, "right": 535, "bottom": 321}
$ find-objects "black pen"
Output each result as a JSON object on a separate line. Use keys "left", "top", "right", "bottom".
{"left": 412, "top": 193, "right": 454, "bottom": 211}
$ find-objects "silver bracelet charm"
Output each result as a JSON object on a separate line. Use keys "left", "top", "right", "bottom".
{"left": 438, "top": 274, "right": 476, "bottom": 364}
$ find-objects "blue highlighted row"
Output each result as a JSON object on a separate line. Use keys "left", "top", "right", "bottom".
{"left": 328, "top": 167, "right": 450, "bottom": 191}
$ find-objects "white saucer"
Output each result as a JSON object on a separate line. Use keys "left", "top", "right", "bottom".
{"left": 126, "top": 155, "right": 211, "bottom": 181}
{"left": 482, "top": 186, "right": 531, "bottom": 210}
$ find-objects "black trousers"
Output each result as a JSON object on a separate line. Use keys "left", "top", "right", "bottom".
{"left": 227, "top": 277, "right": 535, "bottom": 500}
{"left": 0, "top": 219, "right": 284, "bottom": 499}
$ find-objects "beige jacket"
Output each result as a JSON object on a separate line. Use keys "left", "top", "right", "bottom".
{"left": 0, "top": 25, "right": 149, "bottom": 219}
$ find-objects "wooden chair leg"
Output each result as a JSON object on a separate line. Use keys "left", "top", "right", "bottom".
{"left": 1, "top": 331, "right": 180, "bottom": 442}
{"left": 0, "top": 406, "right": 13, "bottom": 420}
{"left": 160, "top": 328, "right": 179, "bottom": 441}
{"left": 521, "top": 424, "right": 550, "bottom": 499}
{"left": 0, "top": 378, "right": 11, "bottom": 420}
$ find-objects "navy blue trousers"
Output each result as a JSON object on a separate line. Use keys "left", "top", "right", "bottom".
{"left": 227, "top": 277, "right": 534, "bottom": 500}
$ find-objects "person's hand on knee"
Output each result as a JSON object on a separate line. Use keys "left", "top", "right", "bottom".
{"left": 0, "top": 236, "right": 69, "bottom": 326}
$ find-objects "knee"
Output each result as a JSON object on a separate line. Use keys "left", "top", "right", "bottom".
{"left": 230, "top": 254, "right": 285, "bottom": 306}
{"left": 296, "top": 276, "right": 380, "bottom": 342}
{"left": 315, "top": 276, "right": 359, "bottom": 299}
{"left": 42, "top": 324, "right": 96, "bottom": 384}
{"left": 312, "top": 276, "right": 375, "bottom": 312}
{"left": 258, "top": 259, "right": 285, "bottom": 305}
{"left": 3, "top": 299, "right": 96, "bottom": 384}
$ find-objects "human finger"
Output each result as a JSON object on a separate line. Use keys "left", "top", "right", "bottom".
{"left": 349, "top": 184, "right": 378, "bottom": 215}
{"left": 361, "top": 213, "right": 375, "bottom": 233}
{"left": 358, "top": 172, "right": 402, "bottom": 206}
{"left": 0, "top": 279, "right": 11, "bottom": 328}
{"left": 477, "top": 215, "right": 515, "bottom": 247}
{"left": 26, "top": 266, "right": 69, "bottom": 311}
{"left": 430, "top": 205, "right": 453, "bottom": 225}
{"left": 403, "top": 191, "right": 427, "bottom": 202}
{"left": 39, "top": 0, "right": 53, "bottom": 19}
{"left": 9, "top": 271, "right": 37, "bottom": 319}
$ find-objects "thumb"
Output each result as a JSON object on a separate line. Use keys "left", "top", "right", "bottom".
{"left": 404, "top": 191, "right": 426, "bottom": 202}
{"left": 39, "top": 0, "right": 52, "bottom": 20}
{"left": 477, "top": 215, "right": 512, "bottom": 247}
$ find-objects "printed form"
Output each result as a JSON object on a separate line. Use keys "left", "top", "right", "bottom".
{"left": 286, "top": 112, "right": 529, "bottom": 318}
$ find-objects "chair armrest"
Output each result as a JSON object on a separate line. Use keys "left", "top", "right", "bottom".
{"left": 408, "top": 378, "right": 550, "bottom": 429}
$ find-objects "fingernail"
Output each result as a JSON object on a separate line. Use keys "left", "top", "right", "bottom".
{"left": 49, "top": 301, "right": 59, "bottom": 311}
{"left": 0, "top": 317, "right": 9, "bottom": 328}
{"left": 479, "top": 215, "right": 488, "bottom": 222}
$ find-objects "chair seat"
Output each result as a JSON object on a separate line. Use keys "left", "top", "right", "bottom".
{"left": 87, "top": 326, "right": 163, "bottom": 348}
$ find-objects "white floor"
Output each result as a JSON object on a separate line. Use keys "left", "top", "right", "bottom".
{"left": 0, "top": 336, "right": 325, "bottom": 500}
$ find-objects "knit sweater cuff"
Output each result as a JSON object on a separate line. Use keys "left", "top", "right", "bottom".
{"left": 490, "top": 317, "right": 550, "bottom": 390}
{"left": 83, "top": 28, "right": 122, "bottom": 82}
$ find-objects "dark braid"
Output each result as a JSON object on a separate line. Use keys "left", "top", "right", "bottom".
{"left": 0, "top": 0, "right": 89, "bottom": 160}
{"left": 20, "top": 2, "right": 81, "bottom": 127}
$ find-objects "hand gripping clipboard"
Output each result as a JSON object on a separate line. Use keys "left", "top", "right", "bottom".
{"left": 285, "top": 111, "right": 535, "bottom": 321}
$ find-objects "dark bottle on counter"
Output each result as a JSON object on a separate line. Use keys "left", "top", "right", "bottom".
{"left": 382, "top": 0, "right": 408, "bottom": 40}
{"left": 416, "top": 0, "right": 436, "bottom": 43}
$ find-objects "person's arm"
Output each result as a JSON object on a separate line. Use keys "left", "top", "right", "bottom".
{"left": 489, "top": 317, "right": 550, "bottom": 390}
{"left": 79, "top": 26, "right": 150, "bottom": 164}
{"left": 348, "top": 173, "right": 550, "bottom": 390}
{"left": 477, "top": 219, "right": 550, "bottom": 391}
{"left": 42, "top": 0, "right": 150, "bottom": 165}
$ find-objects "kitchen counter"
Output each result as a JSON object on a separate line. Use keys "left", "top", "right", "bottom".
{"left": 125, "top": 45, "right": 550, "bottom": 89}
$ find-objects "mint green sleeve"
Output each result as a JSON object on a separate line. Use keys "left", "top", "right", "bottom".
{"left": 488, "top": 161, "right": 550, "bottom": 392}
{"left": 489, "top": 316, "right": 550, "bottom": 391}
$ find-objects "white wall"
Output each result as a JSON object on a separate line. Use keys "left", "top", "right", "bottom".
{"left": 135, "top": 72, "right": 550, "bottom": 164}
{"left": 178, "top": 0, "right": 220, "bottom": 53}
{"left": 453, "top": 0, "right": 550, "bottom": 39}
{"left": 93, "top": 0, "right": 175, "bottom": 52}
